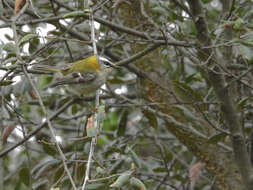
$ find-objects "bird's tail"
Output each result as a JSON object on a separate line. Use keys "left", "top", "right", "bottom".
{"left": 33, "top": 66, "right": 62, "bottom": 73}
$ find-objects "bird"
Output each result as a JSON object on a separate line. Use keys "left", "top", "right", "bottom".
{"left": 34, "top": 55, "right": 117, "bottom": 96}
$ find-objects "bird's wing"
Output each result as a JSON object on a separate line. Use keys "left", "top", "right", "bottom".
{"left": 47, "top": 72, "right": 96, "bottom": 87}
{"left": 32, "top": 66, "right": 62, "bottom": 73}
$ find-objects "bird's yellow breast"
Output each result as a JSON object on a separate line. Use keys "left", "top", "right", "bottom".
{"left": 69, "top": 56, "right": 101, "bottom": 74}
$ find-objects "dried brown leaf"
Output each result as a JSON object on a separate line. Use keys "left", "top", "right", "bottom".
{"left": 2, "top": 124, "right": 16, "bottom": 144}
{"left": 86, "top": 116, "right": 94, "bottom": 130}
{"left": 189, "top": 162, "right": 205, "bottom": 185}
{"left": 29, "top": 89, "right": 37, "bottom": 99}
{"left": 14, "top": 0, "right": 26, "bottom": 15}
{"left": 86, "top": 116, "right": 97, "bottom": 137}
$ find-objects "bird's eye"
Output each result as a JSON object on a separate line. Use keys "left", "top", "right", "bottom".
{"left": 103, "top": 61, "right": 111, "bottom": 67}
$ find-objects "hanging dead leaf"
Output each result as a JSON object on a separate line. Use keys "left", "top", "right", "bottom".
{"left": 2, "top": 124, "right": 16, "bottom": 145}
{"left": 29, "top": 89, "right": 37, "bottom": 99}
{"left": 189, "top": 162, "right": 205, "bottom": 185}
{"left": 86, "top": 116, "right": 97, "bottom": 137}
{"left": 87, "top": 116, "right": 94, "bottom": 129}
{"left": 14, "top": 0, "right": 26, "bottom": 15}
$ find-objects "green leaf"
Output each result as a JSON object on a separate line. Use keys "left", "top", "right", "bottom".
{"left": 236, "top": 97, "right": 249, "bottom": 112}
{"left": 15, "top": 182, "right": 27, "bottom": 190}
{"left": 4, "top": 33, "right": 13, "bottom": 41}
{"left": 2, "top": 57, "right": 17, "bottom": 66}
{"left": 28, "top": 38, "right": 40, "bottom": 53}
{"left": 0, "top": 80, "right": 14, "bottom": 86}
{"left": 202, "top": 0, "right": 213, "bottom": 4}
{"left": 40, "top": 75, "right": 53, "bottom": 88}
{"left": 97, "top": 105, "right": 106, "bottom": 124}
{"left": 238, "top": 45, "right": 253, "bottom": 60}
{"left": 42, "top": 142, "right": 57, "bottom": 156}
{"left": 76, "top": 23, "right": 91, "bottom": 33}
{"left": 239, "top": 40, "right": 253, "bottom": 47}
{"left": 103, "top": 112, "right": 118, "bottom": 131}
{"left": 117, "top": 109, "right": 129, "bottom": 136}
{"left": 108, "top": 77, "right": 125, "bottom": 84}
{"left": 174, "top": 174, "right": 187, "bottom": 183}
{"left": 185, "top": 73, "right": 201, "bottom": 83}
{"left": 3, "top": 43, "right": 16, "bottom": 54}
{"left": 96, "top": 167, "right": 106, "bottom": 175}
{"left": 0, "top": 0, "right": 3, "bottom": 14}
{"left": 233, "top": 18, "right": 245, "bottom": 30}
{"left": 207, "top": 133, "right": 227, "bottom": 144}
{"left": 19, "top": 167, "right": 30, "bottom": 187}
{"left": 172, "top": 80, "right": 203, "bottom": 102}
{"left": 152, "top": 167, "right": 167, "bottom": 173}
{"left": 87, "top": 126, "right": 97, "bottom": 137}
{"left": 63, "top": 11, "right": 86, "bottom": 18}
{"left": 152, "top": 6, "right": 167, "bottom": 15}
{"left": 108, "top": 159, "right": 124, "bottom": 173}
{"left": 143, "top": 110, "right": 158, "bottom": 130}
{"left": 97, "top": 136, "right": 107, "bottom": 145}
{"left": 130, "top": 177, "right": 147, "bottom": 190}
{"left": 85, "top": 183, "right": 106, "bottom": 190}
{"left": 172, "top": 105, "right": 198, "bottom": 122}
{"left": 19, "top": 34, "right": 38, "bottom": 46}
{"left": 128, "top": 147, "right": 141, "bottom": 168}
{"left": 54, "top": 167, "right": 64, "bottom": 182}
{"left": 110, "top": 173, "right": 131, "bottom": 188}
{"left": 72, "top": 104, "right": 78, "bottom": 115}
{"left": 34, "top": 159, "right": 59, "bottom": 179}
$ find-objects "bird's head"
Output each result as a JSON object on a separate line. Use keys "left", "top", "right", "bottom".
{"left": 98, "top": 56, "right": 120, "bottom": 69}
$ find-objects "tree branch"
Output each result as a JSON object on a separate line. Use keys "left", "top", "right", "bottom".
{"left": 0, "top": 99, "right": 75, "bottom": 157}
{"left": 187, "top": 0, "right": 253, "bottom": 189}
{"left": 2, "top": 0, "right": 194, "bottom": 48}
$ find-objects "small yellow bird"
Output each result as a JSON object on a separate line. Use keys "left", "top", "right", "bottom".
{"left": 35, "top": 55, "right": 117, "bottom": 96}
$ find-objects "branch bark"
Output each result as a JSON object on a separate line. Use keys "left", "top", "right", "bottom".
{"left": 117, "top": 0, "right": 253, "bottom": 189}
{"left": 187, "top": 0, "right": 253, "bottom": 189}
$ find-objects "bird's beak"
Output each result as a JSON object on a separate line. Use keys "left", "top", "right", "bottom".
{"left": 107, "top": 62, "right": 121, "bottom": 69}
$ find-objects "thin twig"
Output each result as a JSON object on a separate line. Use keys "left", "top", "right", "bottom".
{"left": 0, "top": 99, "right": 74, "bottom": 157}
{"left": 81, "top": 7, "right": 99, "bottom": 190}
{"left": 18, "top": 115, "right": 33, "bottom": 190}
{"left": 0, "top": 3, "right": 194, "bottom": 48}
{"left": 88, "top": 173, "right": 123, "bottom": 182}
{"left": 11, "top": 4, "right": 77, "bottom": 189}
{"left": 104, "top": 86, "right": 232, "bottom": 152}
{"left": 28, "top": 0, "right": 41, "bottom": 18}
{"left": 115, "top": 43, "right": 161, "bottom": 66}
{"left": 22, "top": 62, "right": 78, "bottom": 190}
{"left": 49, "top": 0, "right": 74, "bottom": 62}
